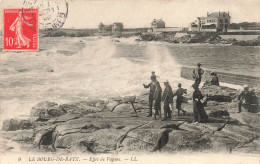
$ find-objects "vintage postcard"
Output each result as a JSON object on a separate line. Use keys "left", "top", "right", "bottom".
{"left": 0, "top": 0, "right": 259, "bottom": 164}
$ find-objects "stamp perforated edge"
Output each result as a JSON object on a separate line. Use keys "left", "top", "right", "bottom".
{"left": 2, "top": 8, "right": 39, "bottom": 52}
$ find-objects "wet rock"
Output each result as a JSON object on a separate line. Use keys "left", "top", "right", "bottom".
{"left": 47, "top": 105, "right": 65, "bottom": 117}
{"left": 120, "top": 129, "right": 170, "bottom": 152}
{"left": 232, "top": 39, "right": 259, "bottom": 46}
{"left": 208, "top": 110, "right": 230, "bottom": 118}
{"left": 21, "top": 120, "right": 34, "bottom": 129}
{"left": 140, "top": 33, "right": 159, "bottom": 41}
{"left": 201, "top": 85, "right": 236, "bottom": 102}
{"left": 161, "top": 130, "right": 210, "bottom": 152}
{"left": 140, "top": 121, "right": 183, "bottom": 130}
{"left": 54, "top": 117, "right": 110, "bottom": 137}
{"left": 178, "top": 35, "right": 191, "bottom": 43}
{"left": 230, "top": 112, "right": 260, "bottom": 128}
{"left": 179, "top": 122, "right": 215, "bottom": 134}
{"left": 214, "top": 124, "right": 258, "bottom": 143}
{"left": 53, "top": 113, "right": 82, "bottom": 123}
{"left": 207, "top": 135, "right": 239, "bottom": 153}
{"left": 30, "top": 101, "right": 58, "bottom": 119}
{"left": 1, "top": 130, "right": 34, "bottom": 141}
{"left": 55, "top": 129, "right": 128, "bottom": 153}
{"left": 2, "top": 119, "right": 21, "bottom": 131}
{"left": 59, "top": 101, "right": 103, "bottom": 115}
{"left": 233, "top": 139, "right": 260, "bottom": 154}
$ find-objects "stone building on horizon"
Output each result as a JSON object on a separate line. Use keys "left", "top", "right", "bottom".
{"left": 98, "top": 22, "right": 124, "bottom": 33}
{"left": 112, "top": 22, "right": 123, "bottom": 32}
{"left": 151, "top": 19, "right": 166, "bottom": 28}
{"left": 189, "top": 11, "right": 231, "bottom": 32}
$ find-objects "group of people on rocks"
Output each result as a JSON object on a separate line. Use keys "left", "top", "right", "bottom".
{"left": 193, "top": 63, "right": 258, "bottom": 113}
{"left": 143, "top": 63, "right": 258, "bottom": 122}
{"left": 143, "top": 71, "right": 205, "bottom": 122}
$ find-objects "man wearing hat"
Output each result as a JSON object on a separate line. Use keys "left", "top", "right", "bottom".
{"left": 203, "top": 71, "right": 219, "bottom": 87}
{"left": 153, "top": 78, "right": 162, "bottom": 119}
{"left": 173, "top": 83, "right": 187, "bottom": 116}
{"left": 162, "top": 80, "right": 173, "bottom": 121}
{"left": 143, "top": 77, "right": 156, "bottom": 117}
{"left": 193, "top": 63, "right": 204, "bottom": 85}
{"left": 151, "top": 71, "right": 157, "bottom": 81}
{"left": 237, "top": 85, "right": 253, "bottom": 113}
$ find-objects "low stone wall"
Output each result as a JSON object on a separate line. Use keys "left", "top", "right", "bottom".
{"left": 181, "top": 66, "right": 260, "bottom": 87}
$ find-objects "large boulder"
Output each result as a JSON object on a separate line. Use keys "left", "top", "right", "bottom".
{"left": 2, "top": 119, "right": 33, "bottom": 131}
{"left": 201, "top": 85, "right": 236, "bottom": 102}
{"left": 30, "top": 101, "right": 61, "bottom": 119}
{"left": 2, "top": 119, "right": 21, "bottom": 131}
{"left": 230, "top": 112, "right": 260, "bottom": 128}
{"left": 47, "top": 105, "right": 65, "bottom": 117}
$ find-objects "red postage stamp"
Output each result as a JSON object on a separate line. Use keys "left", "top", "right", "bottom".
{"left": 3, "top": 8, "right": 38, "bottom": 51}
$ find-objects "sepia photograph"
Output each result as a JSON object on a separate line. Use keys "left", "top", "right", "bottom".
{"left": 0, "top": 0, "right": 259, "bottom": 163}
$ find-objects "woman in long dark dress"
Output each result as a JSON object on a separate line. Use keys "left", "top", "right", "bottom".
{"left": 192, "top": 83, "right": 208, "bottom": 123}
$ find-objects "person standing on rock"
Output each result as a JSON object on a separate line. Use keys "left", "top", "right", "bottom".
{"left": 143, "top": 76, "right": 156, "bottom": 117}
{"left": 193, "top": 63, "right": 204, "bottom": 85}
{"left": 161, "top": 80, "right": 174, "bottom": 121}
{"left": 192, "top": 83, "right": 208, "bottom": 123}
{"left": 237, "top": 85, "right": 253, "bottom": 113}
{"left": 173, "top": 83, "right": 187, "bottom": 116}
{"left": 153, "top": 78, "right": 162, "bottom": 119}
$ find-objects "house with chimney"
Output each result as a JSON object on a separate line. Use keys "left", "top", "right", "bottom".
{"left": 189, "top": 11, "right": 231, "bottom": 32}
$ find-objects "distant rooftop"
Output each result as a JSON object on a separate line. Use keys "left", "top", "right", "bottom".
{"left": 207, "top": 12, "right": 231, "bottom": 18}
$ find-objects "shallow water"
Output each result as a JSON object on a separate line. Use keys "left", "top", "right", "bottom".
{"left": 0, "top": 37, "right": 259, "bottom": 120}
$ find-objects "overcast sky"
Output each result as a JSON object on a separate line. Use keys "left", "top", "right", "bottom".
{"left": 1, "top": 0, "right": 260, "bottom": 29}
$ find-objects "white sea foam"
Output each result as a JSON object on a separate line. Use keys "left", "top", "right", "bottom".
{"left": 0, "top": 37, "right": 201, "bottom": 122}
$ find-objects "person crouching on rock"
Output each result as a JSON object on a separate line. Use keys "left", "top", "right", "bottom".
{"left": 237, "top": 85, "right": 253, "bottom": 113}
{"left": 153, "top": 79, "right": 162, "bottom": 119}
{"left": 192, "top": 83, "right": 208, "bottom": 123}
{"left": 143, "top": 76, "right": 156, "bottom": 117}
{"left": 173, "top": 83, "right": 187, "bottom": 116}
{"left": 161, "top": 80, "right": 174, "bottom": 121}
{"left": 203, "top": 71, "right": 219, "bottom": 87}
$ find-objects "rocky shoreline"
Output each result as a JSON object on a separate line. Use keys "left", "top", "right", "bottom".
{"left": 41, "top": 30, "right": 260, "bottom": 46}
{"left": 1, "top": 85, "right": 259, "bottom": 154}
{"left": 137, "top": 32, "right": 260, "bottom": 46}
